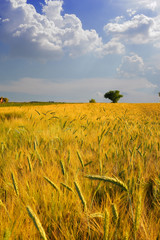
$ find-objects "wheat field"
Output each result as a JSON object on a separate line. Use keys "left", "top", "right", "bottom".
{"left": 0, "top": 103, "right": 160, "bottom": 239}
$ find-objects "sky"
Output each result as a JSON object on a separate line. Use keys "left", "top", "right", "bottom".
{"left": 0, "top": 0, "right": 160, "bottom": 102}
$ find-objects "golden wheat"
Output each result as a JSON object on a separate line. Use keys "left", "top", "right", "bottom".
{"left": 26, "top": 206, "right": 47, "bottom": 240}
{"left": 0, "top": 103, "right": 160, "bottom": 239}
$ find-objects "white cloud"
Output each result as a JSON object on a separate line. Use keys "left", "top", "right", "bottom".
{"left": 96, "top": 38, "right": 125, "bottom": 57}
{"left": 146, "top": 1, "right": 157, "bottom": 11}
{"left": 0, "top": 0, "right": 124, "bottom": 59}
{"left": 1, "top": 18, "right": 10, "bottom": 23}
{"left": 43, "top": 0, "right": 63, "bottom": 23}
{"left": 116, "top": 53, "right": 158, "bottom": 96}
{"left": 113, "top": 0, "right": 159, "bottom": 12}
{"left": 146, "top": 83, "right": 157, "bottom": 88}
{"left": 10, "top": 0, "right": 26, "bottom": 7}
{"left": 126, "top": 9, "right": 137, "bottom": 17}
{"left": 104, "top": 14, "right": 160, "bottom": 46}
{"left": 117, "top": 53, "right": 145, "bottom": 78}
{"left": 114, "top": 16, "right": 125, "bottom": 23}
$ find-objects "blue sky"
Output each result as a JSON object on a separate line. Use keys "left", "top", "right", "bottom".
{"left": 0, "top": 0, "right": 160, "bottom": 102}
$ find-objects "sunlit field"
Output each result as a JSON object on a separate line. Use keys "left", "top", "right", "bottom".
{"left": 0, "top": 103, "right": 160, "bottom": 240}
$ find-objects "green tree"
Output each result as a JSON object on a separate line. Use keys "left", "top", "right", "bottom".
{"left": 104, "top": 90, "right": 123, "bottom": 103}
{"left": 3, "top": 98, "right": 9, "bottom": 103}
{"left": 0, "top": 97, "right": 9, "bottom": 103}
{"left": 89, "top": 99, "right": 96, "bottom": 103}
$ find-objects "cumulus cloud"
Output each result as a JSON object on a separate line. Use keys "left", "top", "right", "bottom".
{"left": 96, "top": 38, "right": 125, "bottom": 57}
{"left": 43, "top": 0, "right": 63, "bottom": 23}
{"left": 104, "top": 14, "right": 160, "bottom": 46}
{"left": 117, "top": 53, "right": 145, "bottom": 78}
{"left": 0, "top": 0, "right": 63, "bottom": 59}
{"left": 116, "top": 53, "right": 158, "bottom": 96}
{"left": 0, "top": 0, "right": 124, "bottom": 59}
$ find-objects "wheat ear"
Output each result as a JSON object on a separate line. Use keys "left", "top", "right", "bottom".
{"left": 26, "top": 206, "right": 47, "bottom": 240}
{"left": 60, "top": 160, "right": 65, "bottom": 176}
{"left": 85, "top": 175, "right": 128, "bottom": 192}
{"left": 27, "top": 156, "right": 32, "bottom": 172}
{"left": 60, "top": 182, "right": 74, "bottom": 192}
{"left": 111, "top": 204, "right": 118, "bottom": 224}
{"left": 11, "top": 172, "right": 19, "bottom": 196}
{"left": 77, "top": 151, "right": 84, "bottom": 168}
{"left": 74, "top": 181, "right": 86, "bottom": 210}
{"left": 43, "top": 176, "right": 60, "bottom": 194}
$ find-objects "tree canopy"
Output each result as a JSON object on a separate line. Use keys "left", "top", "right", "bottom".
{"left": 89, "top": 99, "right": 96, "bottom": 103}
{"left": 104, "top": 90, "right": 123, "bottom": 103}
{"left": 0, "top": 97, "right": 9, "bottom": 103}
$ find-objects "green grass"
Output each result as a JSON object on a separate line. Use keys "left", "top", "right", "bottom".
{"left": 0, "top": 102, "right": 65, "bottom": 108}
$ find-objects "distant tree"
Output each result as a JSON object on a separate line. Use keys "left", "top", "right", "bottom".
{"left": 3, "top": 98, "right": 9, "bottom": 103}
{"left": 104, "top": 90, "right": 123, "bottom": 103}
{"left": 89, "top": 99, "right": 96, "bottom": 103}
{"left": 0, "top": 97, "right": 9, "bottom": 103}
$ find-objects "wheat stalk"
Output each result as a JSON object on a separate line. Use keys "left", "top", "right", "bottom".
{"left": 111, "top": 204, "right": 118, "bottom": 224}
{"left": 104, "top": 209, "right": 109, "bottom": 240}
{"left": 124, "top": 232, "right": 129, "bottom": 240}
{"left": 3, "top": 228, "right": 11, "bottom": 240}
{"left": 85, "top": 175, "right": 128, "bottom": 192}
{"left": 77, "top": 151, "right": 84, "bottom": 168}
{"left": 36, "top": 150, "right": 43, "bottom": 166}
{"left": 43, "top": 176, "right": 60, "bottom": 194}
{"left": 74, "top": 181, "right": 91, "bottom": 237}
{"left": 60, "top": 160, "right": 65, "bottom": 176}
{"left": 0, "top": 199, "right": 11, "bottom": 220}
{"left": 111, "top": 204, "right": 118, "bottom": 240}
{"left": 26, "top": 206, "right": 47, "bottom": 240}
{"left": 74, "top": 181, "right": 86, "bottom": 210}
{"left": 27, "top": 156, "right": 32, "bottom": 172}
{"left": 35, "top": 110, "right": 40, "bottom": 115}
{"left": 60, "top": 182, "right": 74, "bottom": 192}
{"left": 11, "top": 172, "right": 19, "bottom": 196}
{"left": 84, "top": 161, "right": 93, "bottom": 167}
{"left": 134, "top": 194, "right": 142, "bottom": 238}
{"left": 89, "top": 212, "right": 104, "bottom": 218}
{"left": 67, "top": 149, "right": 71, "bottom": 164}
